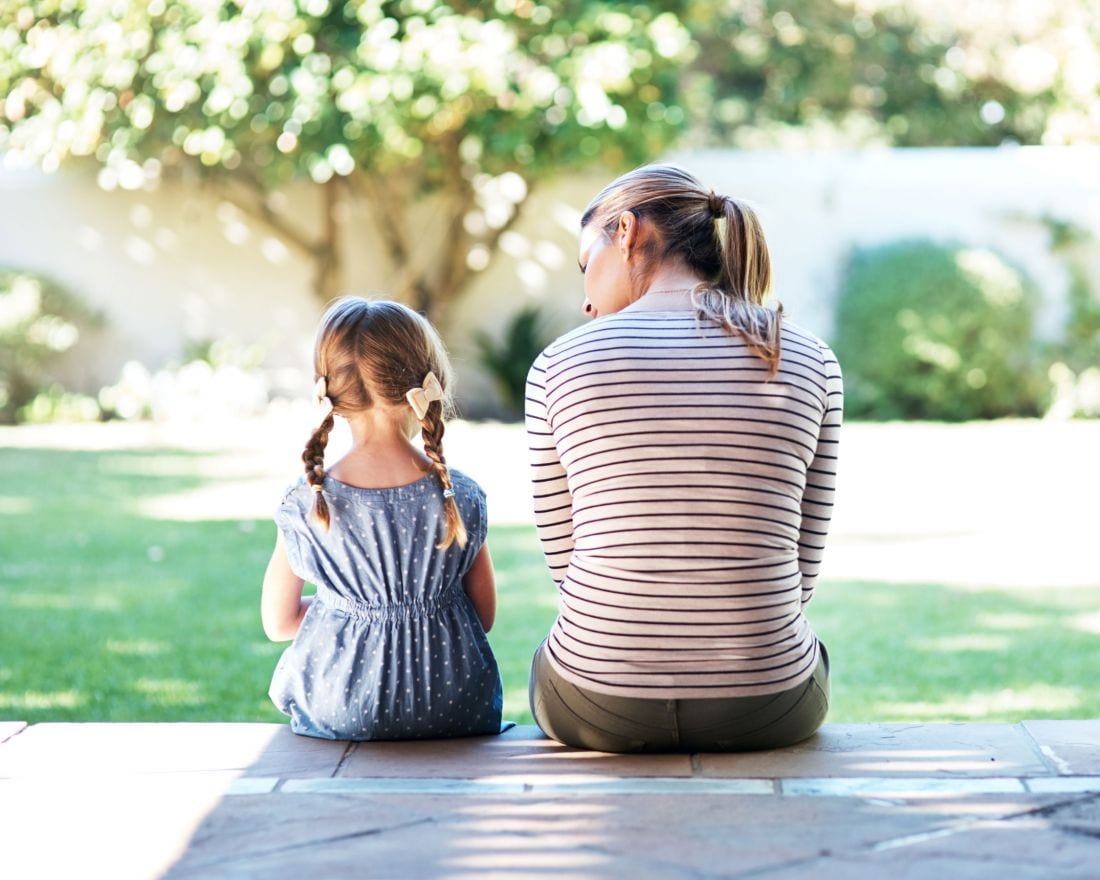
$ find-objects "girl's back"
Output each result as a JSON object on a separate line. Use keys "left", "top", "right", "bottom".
{"left": 269, "top": 469, "right": 501, "bottom": 741}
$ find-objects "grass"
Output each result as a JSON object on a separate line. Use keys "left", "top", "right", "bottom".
{"left": 2, "top": 444, "right": 1099, "bottom": 727}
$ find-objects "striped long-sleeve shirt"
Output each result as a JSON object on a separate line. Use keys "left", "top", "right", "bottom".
{"left": 525, "top": 299, "right": 843, "bottom": 699}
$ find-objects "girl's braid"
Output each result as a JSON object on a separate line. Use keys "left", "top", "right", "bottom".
{"left": 302, "top": 411, "right": 335, "bottom": 529}
{"left": 419, "top": 401, "right": 467, "bottom": 549}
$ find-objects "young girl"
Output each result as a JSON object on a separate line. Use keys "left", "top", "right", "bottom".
{"left": 261, "top": 297, "right": 503, "bottom": 741}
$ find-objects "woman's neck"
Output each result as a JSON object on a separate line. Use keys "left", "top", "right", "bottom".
{"left": 626, "top": 266, "right": 705, "bottom": 311}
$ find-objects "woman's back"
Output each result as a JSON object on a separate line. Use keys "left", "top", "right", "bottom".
{"left": 527, "top": 303, "right": 842, "bottom": 698}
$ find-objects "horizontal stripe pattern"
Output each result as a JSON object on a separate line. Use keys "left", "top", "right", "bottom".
{"left": 525, "top": 310, "right": 843, "bottom": 698}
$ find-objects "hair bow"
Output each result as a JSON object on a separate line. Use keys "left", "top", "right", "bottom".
{"left": 314, "top": 376, "right": 334, "bottom": 422}
{"left": 405, "top": 371, "right": 444, "bottom": 420}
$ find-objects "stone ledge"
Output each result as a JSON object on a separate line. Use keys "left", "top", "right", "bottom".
{"left": 3, "top": 720, "right": 1099, "bottom": 879}
{"left": 2, "top": 720, "right": 1098, "bottom": 782}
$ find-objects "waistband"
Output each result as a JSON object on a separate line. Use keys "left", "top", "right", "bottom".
{"left": 315, "top": 585, "right": 464, "bottom": 620}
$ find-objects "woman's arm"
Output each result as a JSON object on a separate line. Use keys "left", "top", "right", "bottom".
{"left": 526, "top": 354, "right": 575, "bottom": 585}
{"left": 798, "top": 350, "right": 844, "bottom": 606}
{"left": 463, "top": 543, "right": 497, "bottom": 632}
{"left": 260, "top": 532, "right": 312, "bottom": 641}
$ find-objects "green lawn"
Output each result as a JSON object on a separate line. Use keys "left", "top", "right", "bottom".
{"left": 2, "top": 445, "right": 1098, "bottom": 726}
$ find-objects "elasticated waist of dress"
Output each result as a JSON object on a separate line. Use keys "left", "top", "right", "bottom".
{"left": 314, "top": 585, "right": 464, "bottom": 620}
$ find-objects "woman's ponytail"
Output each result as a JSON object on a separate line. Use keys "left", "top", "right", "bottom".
{"left": 694, "top": 194, "right": 783, "bottom": 377}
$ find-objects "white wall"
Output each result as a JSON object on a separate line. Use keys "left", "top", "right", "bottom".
{"left": 2, "top": 146, "right": 1097, "bottom": 414}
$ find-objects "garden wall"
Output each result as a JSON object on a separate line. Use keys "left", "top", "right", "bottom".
{"left": 2, "top": 146, "right": 1096, "bottom": 416}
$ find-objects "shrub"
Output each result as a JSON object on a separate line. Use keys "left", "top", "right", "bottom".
{"left": 832, "top": 241, "right": 1050, "bottom": 421}
{"left": 0, "top": 270, "right": 102, "bottom": 423}
{"left": 474, "top": 305, "right": 554, "bottom": 418}
{"left": 1046, "top": 247, "right": 1100, "bottom": 419}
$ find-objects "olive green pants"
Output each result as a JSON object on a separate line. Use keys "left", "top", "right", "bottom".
{"left": 529, "top": 641, "right": 830, "bottom": 753}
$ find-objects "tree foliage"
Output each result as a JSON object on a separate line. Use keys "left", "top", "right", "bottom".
{"left": 682, "top": 0, "right": 1100, "bottom": 148}
{"left": 1, "top": 0, "right": 692, "bottom": 317}
{"left": 2, "top": 1, "right": 1097, "bottom": 323}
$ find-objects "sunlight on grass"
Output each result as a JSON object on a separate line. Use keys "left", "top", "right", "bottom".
{"left": 1, "top": 591, "right": 122, "bottom": 611}
{"left": 975, "top": 612, "right": 1046, "bottom": 630}
{"left": 133, "top": 679, "right": 205, "bottom": 706}
{"left": 913, "top": 635, "right": 1013, "bottom": 652}
{"left": 106, "top": 639, "right": 168, "bottom": 656}
{"left": 1070, "top": 612, "right": 1100, "bottom": 635}
{"left": 878, "top": 685, "right": 1081, "bottom": 720}
{"left": 0, "top": 497, "right": 31, "bottom": 514}
{"left": 0, "top": 690, "right": 85, "bottom": 711}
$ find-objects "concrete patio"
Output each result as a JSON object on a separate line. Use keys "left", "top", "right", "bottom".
{"left": 1, "top": 720, "right": 1098, "bottom": 879}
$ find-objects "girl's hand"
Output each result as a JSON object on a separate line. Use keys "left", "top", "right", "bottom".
{"left": 462, "top": 543, "right": 497, "bottom": 632}
{"left": 261, "top": 533, "right": 310, "bottom": 641}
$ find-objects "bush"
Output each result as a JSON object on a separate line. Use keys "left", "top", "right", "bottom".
{"left": 832, "top": 241, "right": 1050, "bottom": 421}
{"left": 474, "top": 305, "right": 553, "bottom": 418}
{"left": 0, "top": 270, "right": 102, "bottom": 423}
{"left": 1046, "top": 255, "right": 1100, "bottom": 419}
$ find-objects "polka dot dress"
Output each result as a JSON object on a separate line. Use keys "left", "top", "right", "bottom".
{"left": 268, "top": 469, "right": 503, "bottom": 741}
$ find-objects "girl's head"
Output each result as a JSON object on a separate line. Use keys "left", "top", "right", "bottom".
{"left": 303, "top": 297, "right": 467, "bottom": 548}
{"left": 579, "top": 163, "right": 782, "bottom": 373}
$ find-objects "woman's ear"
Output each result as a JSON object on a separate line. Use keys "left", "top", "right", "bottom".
{"left": 617, "top": 211, "right": 638, "bottom": 260}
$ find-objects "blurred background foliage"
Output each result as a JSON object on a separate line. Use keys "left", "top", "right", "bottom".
{"left": 0, "top": 269, "right": 102, "bottom": 423}
{"left": 3, "top": 0, "right": 1097, "bottom": 314}
{"left": 833, "top": 241, "right": 1051, "bottom": 421}
{"left": 1, "top": 0, "right": 1098, "bottom": 420}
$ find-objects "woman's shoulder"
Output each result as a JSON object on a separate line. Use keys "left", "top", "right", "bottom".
{"left": 781, "top": 319, "right": 836, "bottom": 359}
{"left": 538, "top": 312, "right": 657, "bottom": 362}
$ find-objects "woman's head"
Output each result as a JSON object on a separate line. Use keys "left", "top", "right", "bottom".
{"left": 579, "top": 164, "right": 782, "bottom": 373}
{"left": 303, "top": 297, "right": 467, "bottom": 547}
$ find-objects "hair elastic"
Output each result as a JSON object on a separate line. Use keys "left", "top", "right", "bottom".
{"left": 442, "top": 488, "right": 455, "bottom": 499}
{"left": 311, "top": 483, "right": 324, "bottom": 494}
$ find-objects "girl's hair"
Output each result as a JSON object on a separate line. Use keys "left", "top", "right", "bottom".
{"left": 581, "top": 163, "right": 782, "bottom": 374}
{"left": 303, "top": 297, "right": 468, "bottom": 548}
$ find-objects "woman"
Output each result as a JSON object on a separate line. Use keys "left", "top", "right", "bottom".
{"left": 525, "top": 164, "right": 842, "bottom": 753}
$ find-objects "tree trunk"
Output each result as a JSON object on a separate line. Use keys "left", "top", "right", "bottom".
{"left": 312, "top": 177, "right": 346, "bottom": 303}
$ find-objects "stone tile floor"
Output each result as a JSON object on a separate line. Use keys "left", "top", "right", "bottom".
{"left": 1, "top": 721, "right": 1098, "bottom": 879}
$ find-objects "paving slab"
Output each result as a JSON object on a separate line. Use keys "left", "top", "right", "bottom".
{"left": 163, "top": 792, "right": 953, "bottom": 880}
{"left": 339, "top": 723, "right": 694, "bottom": 778}
{"left": 697, "top": 723, "right": 1051, "bottom": 779}
{"left": 0, "top": 773, "right": 236, "bottom": 879}
{"left": 0, "top": 722, "right": 349, "bottom": 779}
{"left": 1021, "top": 720, "right": 1100, "bottom": 775}
{"left": 0, "top": 721, "right": 26, "bottom": 744}
{"left": 3, "top": 720, "right": 1098, "bottom": 879}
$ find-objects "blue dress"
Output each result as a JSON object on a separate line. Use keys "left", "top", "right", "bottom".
{"left": 268, "top": 468, "right": 503, "bottom": 741}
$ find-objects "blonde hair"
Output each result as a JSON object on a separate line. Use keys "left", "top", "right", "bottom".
{"left": 581, "top": 163, "right": 782, "bottom": 375}
{"left": 303, "top": 297, "right": 467, "bottom": 548}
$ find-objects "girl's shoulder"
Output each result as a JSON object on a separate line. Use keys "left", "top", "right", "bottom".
{"left": 446, "top": 467, "right": 486, "bottom": 506}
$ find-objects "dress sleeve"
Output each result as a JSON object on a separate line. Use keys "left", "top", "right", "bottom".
{"left": 798, "top": 346, "right": 843, "bottom": 606}
{"left": 469, "top": 481, "right": 489, "bottom": 555}
{"left": 273, "top": 483, "right": 313, "bottom": 582}
{"left": 525, "top": 351, "right": 575, "bottom": 587}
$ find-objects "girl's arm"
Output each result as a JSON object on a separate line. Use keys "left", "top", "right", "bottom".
{"left": 261, "top": 532, "right": 312, "bottom": 641}
{"left": 463, "top": 543, "right": 497, "bottom": 632}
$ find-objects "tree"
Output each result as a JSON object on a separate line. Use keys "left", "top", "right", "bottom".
{"left": 680, "top": 0, "right": 1100, "bottom": 148}
{"left": 0, "top": 1, "right": 692, "bottom": 322}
